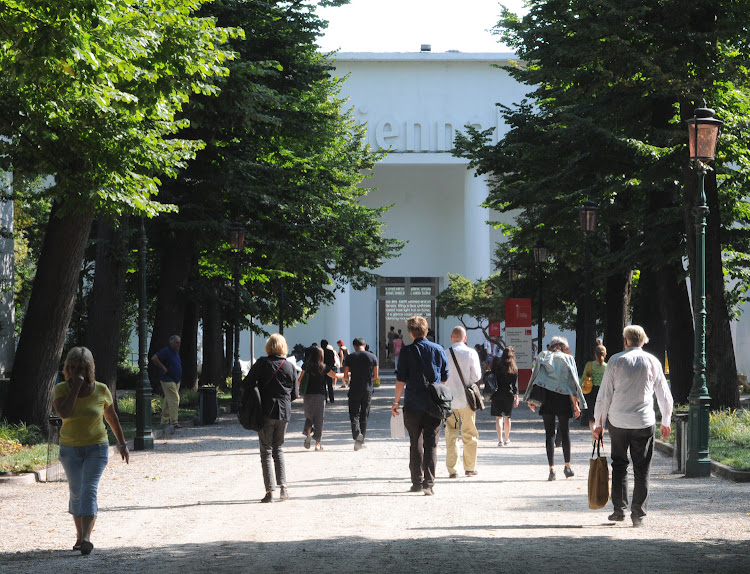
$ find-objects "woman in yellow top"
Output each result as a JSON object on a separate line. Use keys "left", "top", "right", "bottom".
{"left": 52, "top": 347, "right": 129, "bottom": 555}
{"left": 581, "top": 344, "right": 607, "bottom": 431}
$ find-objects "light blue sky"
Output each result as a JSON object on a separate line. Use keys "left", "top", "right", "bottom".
{"left": 316, "top": 0, "right": 526, "bottom": 54}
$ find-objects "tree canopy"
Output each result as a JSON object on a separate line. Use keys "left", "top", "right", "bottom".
{"left": 454, "top": 0, "right": 750, "bottom": 406}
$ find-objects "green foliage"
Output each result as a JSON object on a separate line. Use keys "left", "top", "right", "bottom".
{"left": 0, "top": 0, "right": 239, "bottom": 215}
{"left": 435, "top": 273, "right": 508, "bottom": 339}
{"left": 0, "top": 421, "right": 44, "bottom": 445}
{"left": 455, "top": 0, "right": 750, "bottom": 341}
{"left": 151, "top": 0, "right": 402, "bottom": 331}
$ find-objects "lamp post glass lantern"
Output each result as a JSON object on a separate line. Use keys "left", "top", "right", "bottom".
{"left": 685, "top": 105, "right": 722, "bottom": 477}
{"left": 533, "top": 241, "right": 548, "bottom": 354}
{"left": 579, "top": 201, "right": 598, "bottom": 365}
{"left": 229, "top": 223, "right": 246, "bottom": 413}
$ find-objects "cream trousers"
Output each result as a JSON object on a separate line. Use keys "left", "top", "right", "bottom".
{"left": 160, "top": 381, "right": 181, "bottom": 424}
{"left": 445, "top": 405, "right": 478, "bottom": 474}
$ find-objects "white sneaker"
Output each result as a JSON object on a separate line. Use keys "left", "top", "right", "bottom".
{"left": 504, "top": 440, "right": 511, "bottom": 446}
{"left": 497, "top": 440, "right": 503, "bottom": 447}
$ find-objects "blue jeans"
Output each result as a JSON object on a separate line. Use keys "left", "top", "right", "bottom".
{"left": 59, "top": 443, "right": 109, "bottom": 516}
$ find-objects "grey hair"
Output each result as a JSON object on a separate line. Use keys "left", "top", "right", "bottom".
{"left": 623, "top": 325, "right": 649, "bottom": 347}
{"left": 169, "top": 335, "right": 181, "bottom": 344}
{"left": 549, "top": 335, "right": 569, "bottom": 349}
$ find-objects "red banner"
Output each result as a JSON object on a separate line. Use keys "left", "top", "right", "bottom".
{"left": 505, "top": 299, "right": 533, "bottom": 391}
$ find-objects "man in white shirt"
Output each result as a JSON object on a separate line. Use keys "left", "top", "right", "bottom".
{"left": 593, "top": 325, "right": 673, "bottom": 528}
{"left": 444, "top": 326, "right": 483, "bottom": 478}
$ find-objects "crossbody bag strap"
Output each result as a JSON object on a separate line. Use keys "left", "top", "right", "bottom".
{"left": 261, "top": 358, "right": 286, "bottom": 390}
{"left": 410, "top": 344, "right": 432, "bottom": 388}
{"left": 449, "top": 348, "right": 467, "bottom": 387}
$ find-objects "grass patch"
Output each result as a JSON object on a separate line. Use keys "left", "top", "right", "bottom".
{"left": 0, "top": 422, "right": 48, "bottom": 474}
{"left": 665, "top": 407, "right": 750, "bottom": 471}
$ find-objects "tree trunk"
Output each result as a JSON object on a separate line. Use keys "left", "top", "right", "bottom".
{"left": 147, "top": 229, "right": 196, "bottom": 391}
{"left": 181, "top": 299, "right": 199, "bottom": 391}
{"left": 84, "top": 216, "right": 129, "bottom": 397}
{"left": 199, "top": 286, "right": 225, "bottom": 387}
{"left": 658, "top": 263, "right": 694, "bottom": 405}
{"left": 705, "top": 170, "right": 740, "bottom": 408}
{"left": 604, "top": 269, "right": 631, "bottom": 357}
{"left": 5, "top": 203, "right": 95, "bottom": 429}
{"left": 633, "top": 270, "right": 667, "bottom": 368}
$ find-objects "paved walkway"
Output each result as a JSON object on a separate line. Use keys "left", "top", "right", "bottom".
{"left": 2, "top": 379, "right": 749, "bottom": 573}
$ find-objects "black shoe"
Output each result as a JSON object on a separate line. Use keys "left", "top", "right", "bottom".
{"left": 410, "top": 484, "right": 423, "bottom": 493}
{"left": 631, "top": 514, "right": 644, "bottom": 527}
{"left": 564, "top": 466, "right": 574, "bottom": 478}
{"left": 465, "top": 470, "right": 478, "bottom": 477}
{"left": 261, "top": 492, "right": 274, "bottom": 503}
{"left": 554, "top": 435, "right": 562, "bottom": 448}
{"left": 423, "top": 487, "right": 434, "bottom": 496}
{"left": 548, "top": 470, "right": 556, "bottom": 481}
{"left": 279, "top": 486, "right": 289, "bottom": 501}
{"left": 80, "top": 541, "right": 93, "bottom": 556}
{"left": 448, "top": 473, "right": 458, "bottom": 479}
{"left": 608, "top": 512, "right": 625, "bottom": 522}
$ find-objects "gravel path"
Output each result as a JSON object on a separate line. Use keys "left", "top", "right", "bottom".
{"left": 2, "top": 380, "right": 749, "bottom": 573}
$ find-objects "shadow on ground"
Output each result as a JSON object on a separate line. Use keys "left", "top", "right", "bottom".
{"left": 3, "top": 534, "right": 747, "bottom": 574}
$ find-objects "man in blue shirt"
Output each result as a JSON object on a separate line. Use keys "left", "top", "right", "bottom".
{"left": 392, "top": 316, "right": 449, "bottom": 496}
{"left": 151, "top": 335, "right": 183, "bottom": 428}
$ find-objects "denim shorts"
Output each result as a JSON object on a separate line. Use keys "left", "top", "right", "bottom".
{"left": 58, "top": 443, "right": 109, "bottom": 516}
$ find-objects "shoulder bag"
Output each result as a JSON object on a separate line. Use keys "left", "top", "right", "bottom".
{"left": 582, "top": 362, "right": 594, "bottom": 394}
{"left": 238, "top": 358, "right": 286, "bottom": 431}
{"left": 588, "top": 437, "right": 610, "bottom": 509}
{"left": 410, "top": 345, "right": 453, "bottom": 421}
{"left": 298, "top": 371, "right": 309, "bottom": 395}
{"left": 449, "top": 348, "right": 484, "bottom": 411}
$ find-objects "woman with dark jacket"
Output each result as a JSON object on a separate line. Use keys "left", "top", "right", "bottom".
{"left": 299, "top": 346, "right": 342, "bottom": 451}
{"left": 242, "top": 333, "right": 298, "bottom": 503}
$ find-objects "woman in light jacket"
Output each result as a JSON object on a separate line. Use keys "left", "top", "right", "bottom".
{"left": 523, "top": 336, "right": 586, "bottom": 481}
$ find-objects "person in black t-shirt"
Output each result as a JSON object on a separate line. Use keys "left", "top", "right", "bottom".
{"left": 343, "top": 337, "right": 379, "bottom": 451}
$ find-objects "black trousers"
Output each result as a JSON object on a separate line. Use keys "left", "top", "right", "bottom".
{"left": 325, "top": 376, "right": 335, "bottom": 403}
{"left": 403, "top": 408, "right": 442, "bottom": 488}
{"left": 348, "top": 391, "right": 373, "bottom": 440}
{"left": 542, "top": 414, "right": 571, "bottom": 466}
{"left": 608, "top": 423, "right": 655, "bottom": 519}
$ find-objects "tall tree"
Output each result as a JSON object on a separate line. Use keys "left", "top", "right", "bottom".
{"left": 0, "top": 0, "right": 236, "bottom": 427}
{"left": 147, "top": 0, "right": 401, "bottom": 378}
{"left": 455, "top": 0, "right": 750, "bottom": 407}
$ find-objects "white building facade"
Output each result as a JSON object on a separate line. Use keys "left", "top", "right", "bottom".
{"left": 249, "top": 51, "right": 527, "bottom": 366}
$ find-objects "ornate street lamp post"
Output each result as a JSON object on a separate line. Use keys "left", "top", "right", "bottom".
{"left": 134, "top": 217, "right": 153, "bottom": 450}
{"left": 229, "top": 222, "right": 246, "bottom": 414}
{"left": 533, "top": 241, "right": 548, "bottom": 354}
{"left": 685, "top": 105, "right": 721, "bottom": 477}
{"left": 579, "top": 201, "right": 598, "bottom": 365}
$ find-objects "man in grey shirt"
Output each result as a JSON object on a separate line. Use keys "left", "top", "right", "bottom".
{"left": 593, "top": 325, "right": 673, "bottom": 527}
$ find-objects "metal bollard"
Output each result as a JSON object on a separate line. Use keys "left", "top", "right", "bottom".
{"left": 672, "top": 411, "right": 689, "bottom": 474}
